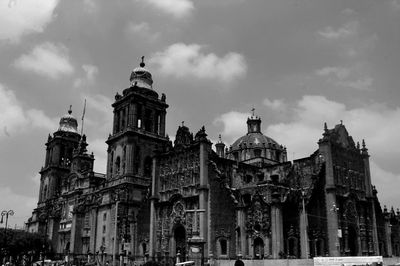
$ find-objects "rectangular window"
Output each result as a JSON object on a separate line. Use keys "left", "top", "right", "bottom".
{"left": 103, "top": 225, "right": 106, "bottom": 234}
{"left": 103, "top": 212, "right": 107, "bottom": 221}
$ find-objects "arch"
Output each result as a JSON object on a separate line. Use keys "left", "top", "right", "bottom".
{"left": 174, "top": 224, "right": 186, "bottom": 261}
{"left": 219, "top": 238, "right": 228, "bottom": 256}
{"left": 115, "top": 156, "right": 121, "bottom": 175}
{"left": 253, "top": 237, "right": 264, "bottom": 259}
{"left": 348, "top": 225, "right": 358, "bottom": 256}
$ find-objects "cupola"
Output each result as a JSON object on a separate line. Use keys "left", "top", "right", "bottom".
{"left": 129, "top": 56, "right": 153, "bottom": 89}
{"left": 58, "top": 106, "right": 78, "bottom": 134}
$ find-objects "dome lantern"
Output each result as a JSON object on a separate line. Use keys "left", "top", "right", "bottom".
{"left": 58, "top": 105, "right": 78, "bottom": 134}
{"left": 129, "top": 56, "right": 153, "bottom": 89}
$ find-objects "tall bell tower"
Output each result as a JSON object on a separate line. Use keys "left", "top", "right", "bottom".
{"left": 106, "top": 57, "right": 168, "bottom": 181}
{"left": 39, "top": 107, "right": 81, "bottom": 204}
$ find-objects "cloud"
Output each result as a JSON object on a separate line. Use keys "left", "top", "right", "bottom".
{"left": 337, "top": 77, "right": 373, "bottom": 91}
{"left": 149, "top": 43, "right": 247, "bottom": 84}
{"left": 213, "top": 111, "right": 250, "bottom": 144}
{"left": 0, "top": 0, "right": 59, "bottom": 43}
{"left": 318, "top": 21, "right": 359, "bottom": 40}
{"left": 315, "top": 65, "right": 373, "bottom": 91}
{"left": 125, "top": 22, "right": 160, "bottom": 42}
{"left": 83, "top": 0, "right": 98, "bottom": 14}
{"left": 138, "top": 0, "right": 194, "bottom": 19}
{"left": 74, "top": 64, "right": 99, "bottom": 88}
{"left": 0, "top": 83, "right": 56, "bottom": 139}
{"left": 13, "top": 42, "right": 74, "bottom": 79}
{"left": 263, "top": 98, "right": 287, "bottom": 112}
{"left": 315, "top": 66, "right": 351, "bottom": 80}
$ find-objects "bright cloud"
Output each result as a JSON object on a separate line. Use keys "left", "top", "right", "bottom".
{"left": 74, "top": 64, "right": 99, "bottom": 88}
{"left": 263, "top": 98, "right": 287, "bottom": 112}
{"left": 13, "top": 42, "right": 74, "bottom": 79}
{"left": 318, "top": 21, "right": 359, "bottom": 40}
{"left": 125, "top": 22, "right": 160, "bottom": 42}
{"left": 315, "top": 66, "right": 351, "bottom": 80}
{"left": 213, "top": 111, "right": 250, "bottom": 144}
{"left": 0, "top": 0, "right": 59, "bottom": 43}
{"left": 0, "top": 83, "right": 55, "bottom": 139}
{"left": 338, "top": 77, "right": 373, "bottom": 91}
{"left": 139, "top": 0, "right": 194, "bottom": 19}
{"left": 150, "top": 43, "right": 247, "bottom": 84}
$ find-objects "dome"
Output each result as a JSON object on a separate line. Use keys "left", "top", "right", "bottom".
{"left": 129, "top": 56, "right": 153, "bottom": 89}
{"left": 58, "top": 107, "right": 78, "bottom": 134}
{"left": 226, "top": 114, "right": 287, "bottom": 164}
{"left": 231, "top": 132, "right": 279, "bottom": 150}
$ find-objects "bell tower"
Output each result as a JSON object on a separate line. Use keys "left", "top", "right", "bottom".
{"left": 106, "top": 57, "right": 168, "bottom": 181}
{"left": 39, "top": 107, "right": 81, "bottom": 203}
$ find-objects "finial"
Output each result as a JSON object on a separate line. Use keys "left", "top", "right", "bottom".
{"left": 218, "top": 134, "right": 222, "bottom": 143}
{"left": 362, "top": 139, "right": 366, "bottom": 149}
{"left": 357, "top": 141, "right": 360, "bottom": 150}
{"left": 68, "top": 105, "right": 72, "bottom": 115}
{"left": 140, "top": 56, "right": 145, "bottom": 67}
{"left": 340, "top": 120, "right": 343, "bottom": 125}
{"left": 181, "top": 121, "right": 184, "bottom": 127}
{"left": 324, "top": 122, "right": 328, "bottom": 132}
{"left": 251, "top": 107, "right": 255, "bottom": 117}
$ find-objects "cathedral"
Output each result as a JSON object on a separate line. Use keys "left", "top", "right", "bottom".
{"left": 26, "top": 59, "right": 400, "bottom": 265}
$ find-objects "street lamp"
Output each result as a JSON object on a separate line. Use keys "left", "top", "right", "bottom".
{"left": 1, "top": 210, "right": 15, "bottom": 259}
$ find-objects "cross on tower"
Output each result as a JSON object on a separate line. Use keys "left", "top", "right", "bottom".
{"left": 251, "top": 107, "right": 255, "bottom": 117}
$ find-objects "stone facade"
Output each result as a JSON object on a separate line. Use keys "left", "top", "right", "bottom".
{"left": 26, "top": 62, "right": 400, "bottom": 265}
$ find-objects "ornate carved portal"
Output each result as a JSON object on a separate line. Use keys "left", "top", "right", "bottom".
{"left": 343, "top": 200, "right": 359, "bottom": 256}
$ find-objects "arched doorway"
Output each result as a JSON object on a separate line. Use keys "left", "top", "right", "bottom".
{"left": 253, "top": 237, "right": 264, "bottom": 259}
{"left": 348, "top": 226, "right": 358, "bottom": 256}
{"left": 174, "top": 225, "right": 186, "bottom": 262}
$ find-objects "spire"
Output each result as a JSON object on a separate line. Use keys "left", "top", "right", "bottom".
{"left": 68, "top": 105, "right": 72, "bottom": 115}
{"left": 58, "top": 105, "right": 78, "bottom": 133}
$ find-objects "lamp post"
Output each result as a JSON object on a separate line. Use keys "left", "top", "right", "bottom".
{"left": 1, "top": 210, "right": 15, "bottom": 260}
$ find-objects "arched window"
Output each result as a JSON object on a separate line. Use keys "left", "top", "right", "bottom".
{"left": 219, "top": 238, "right": 228, "bottom": 256}
{"left": 110, "top": 151, "right": 114, "bottom": 176}
{"left": 115, "top": 156, "right": 121, "bottom": 175}
{"left": 43, "top": 185, "right": 48, "bottom": 201}
{"left": 122, "top": 146, "right": 126, "bottom": 173}
{"left": 144, "top": 156, "right": 152, "bottom": 177}
{"left": 134, "top": 146, "right": 141, "bottom": 174}
{"left": 244, "top": 174, "right": 253, "bottom": 183}
{"left": 254, "top": 149, "right": 261, "bottom": 157}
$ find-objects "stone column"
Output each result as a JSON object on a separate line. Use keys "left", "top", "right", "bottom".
{"left": 236, "top": 207, "right": 246, "bottom": 256}
{"left": 384, "top": 213, "right": 393, "bottom": 256}
{"left": 149, "top": 156, "right": 159, "bottom": 259}
{"left": 271, "top": 202, "right": 283, "bottom": 258}
{"left": 199, "top": 139, "right": 210, "bottom": 257}
{"left": 319, "top": 139, "right": 340, "bottom": 256}
{"left": 300, "top": 203, "right": 309, "bottom": 258}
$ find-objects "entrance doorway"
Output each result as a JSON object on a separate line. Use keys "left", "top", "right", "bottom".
{"left": 348, "top": 226, "right": 358, "bottom": 256}
{"left": 174, "top": 225, "right": 186, "bottom": 261}
{"left": 253, "top": 237, "right": 264, "bottom": 259}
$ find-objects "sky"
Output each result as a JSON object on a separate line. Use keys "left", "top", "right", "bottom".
{"left": 1, "top": 0, "right": 400, "bottom": 227}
